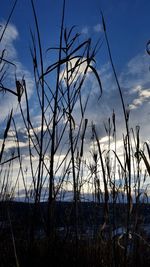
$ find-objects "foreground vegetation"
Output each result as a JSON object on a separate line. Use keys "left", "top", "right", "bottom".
{"left": 0, "top": 0, "right": 150, "bottom": 266}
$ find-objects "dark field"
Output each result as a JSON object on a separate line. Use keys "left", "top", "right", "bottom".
{"left": 0, "top": 201, "right": 150, "bottom": 267}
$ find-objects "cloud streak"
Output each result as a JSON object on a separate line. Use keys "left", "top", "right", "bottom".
{"left": 93, "top": 23, "right": 103, "bottom": 33}
{"left": 0, "top": 22, "right": 34, "bottom": 121}
{"left": 129, "top": 85, "right": 150, "bottom": 110}
{"left": 81, "top": 23, "right": 103, "bottom": 36}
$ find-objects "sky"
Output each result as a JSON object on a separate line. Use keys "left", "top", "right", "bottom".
{"left": 0, "top": 0, "right": 149, "bottom": 129}
{"left": 0, "top": 0, "right": 150, "bottom": 201}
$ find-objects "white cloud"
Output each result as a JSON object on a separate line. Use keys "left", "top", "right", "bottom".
{"left": 100, "top": 135, "right": 113, "bottom": 143}
{"left": 75, "top": 51, "right": 150, "bottom": 144}
{"left": 0, "top": 139, "right": 27, "bottom": 150}
{"left": 120, "top": 53, "right": 150, "bottom": 88}
{"left": 93, "top": 23, "right": 103, "bottom": 33}
{"left": 29, "top": 125, "right": 48, "bottom": 137}
{"left": 0, "top": 22, "right": 34, "bottom": 121}
{"left": 104, "top": 52, "right": 150, "bottom": 137}
{"left": 0, "top": 22, "right": 18, "bottom": 58}
{"left": 81, "top": 23, "right": 103, "bottom": 36}
{"left": 60, "top": 57, "right": 92, "bottom": 85}
{"left": 120, "top": 54, "right": 150, "bottom": 110}
{"left": 129, "top": 85, "right": 150, "bottom": 110}
{"left": 81, "top": 26, "right": 89, "bottom": 35}
{"left": 140, "top": 89, "right": 150, "bottom": 98}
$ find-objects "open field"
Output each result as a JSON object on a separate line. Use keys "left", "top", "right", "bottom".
{"left": 0, "top": 201, "right": 150, "bottom": 266}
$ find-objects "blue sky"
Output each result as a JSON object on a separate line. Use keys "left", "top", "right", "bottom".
{"left": 1, "top": 0, "right": 150, "bottom": 71}
{"left": 0, "top": 0, "right": 150, "bottom": 200}
{"left": 1, "top": 0, "right": 150, "bottom": 134}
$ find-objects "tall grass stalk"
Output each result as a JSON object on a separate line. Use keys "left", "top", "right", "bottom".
{"left": 101, "top": 13, "right": 132, "bottom": 266}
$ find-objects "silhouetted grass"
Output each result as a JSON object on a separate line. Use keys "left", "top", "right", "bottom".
{"left": 0, "top": 1, "right": 150, "bottom": 266}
